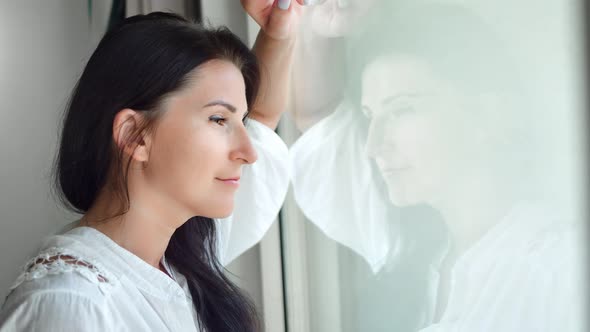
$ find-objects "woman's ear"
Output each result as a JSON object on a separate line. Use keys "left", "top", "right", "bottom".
{"left": 112, "top": 109, "right": 152, "bottom": 163}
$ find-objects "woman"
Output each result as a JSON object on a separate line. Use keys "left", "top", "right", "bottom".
{"left": 291, "top": 2, "right": 448, "bottom": 331}
{"left": 292, "top": 1, "right": 584, "bottom": 331}
{"left": 0, "top": 1, "right": 305, "bottom": 331}
{"left": 356, "top": 4, "right": 584, "bottom": 328}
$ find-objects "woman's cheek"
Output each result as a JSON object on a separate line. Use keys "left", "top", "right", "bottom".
{"left": 393, "top": 117, "right": 432, "bottom": 157}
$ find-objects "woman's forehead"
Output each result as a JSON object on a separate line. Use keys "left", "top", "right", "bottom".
{"left": 171, "top": 60, "right": 247, "bottom": 106}
{"left": 362, "top": 56, "right": 443, "bottom": 98}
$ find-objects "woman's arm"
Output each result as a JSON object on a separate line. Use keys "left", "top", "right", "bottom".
{"left": 241, "top": 0, "right": 306, "bottom": 130}
{"left": 249, "top": 32, "right": 296, "bottom": 129}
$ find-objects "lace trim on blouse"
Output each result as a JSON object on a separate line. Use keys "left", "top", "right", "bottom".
{"left": 10, "top": 247, "right": 117, "bottom": 293}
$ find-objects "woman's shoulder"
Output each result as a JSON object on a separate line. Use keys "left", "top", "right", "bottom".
{"left": 7, "top": 246, "right": 118, "bottom": 294}
{"left": 0, "top": 232, "right": 117, "bottom": 331}
{"left": 519, "top": 208, "right": 583, "bottom": 263}
{"left": 0, "top": 275, "right": 112, "bottom": 331}
{"left": 4, "top": 227, "right": 120, "bottom": 304}
{"left": 499, "top": 218, "right": 585, "bottom": 331}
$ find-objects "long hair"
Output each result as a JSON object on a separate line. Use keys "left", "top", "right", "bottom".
{"left": 53, "top": 12, "right": 260, "bottom": 331}
{"left": 346, "top": 1, "right": 522, "bottom": 103}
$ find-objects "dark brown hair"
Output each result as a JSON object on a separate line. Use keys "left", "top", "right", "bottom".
{"left": 54, "top": 12, "right": 260, "bottom": 332}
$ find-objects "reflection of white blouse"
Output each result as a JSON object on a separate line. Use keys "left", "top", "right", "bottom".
{"left": 290, "top": 101, "right": 401, "bottom": 274}
{"left": 421, "top": 203, "right": 585, "bottom": 332}
{"left": 0, "top": 119, "right": 289, "bottom": 332}
{"left": 290, "top": 100, "right": 585, "bottom": 331}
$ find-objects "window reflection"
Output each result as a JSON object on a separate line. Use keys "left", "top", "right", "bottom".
{"left": 288, "top": 1, "right": 586, "bottom": 331}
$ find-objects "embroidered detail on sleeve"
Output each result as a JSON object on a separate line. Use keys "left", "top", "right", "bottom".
{"left": 10, "top": 247, "right": 116, "bottom": 293}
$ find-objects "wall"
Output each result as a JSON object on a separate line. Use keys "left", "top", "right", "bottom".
{"left": 0, "top": 0, "right": 97, "bottom": 300}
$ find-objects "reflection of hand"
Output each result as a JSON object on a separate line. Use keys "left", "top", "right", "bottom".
{"left": 240, "top": 0, "right": 306, "bottom": 41}
{"left": 292, "top": 34, "right": 346, "bottom": 131}
{"left": 307, "top": 0, "right": 377, "bottom": 38}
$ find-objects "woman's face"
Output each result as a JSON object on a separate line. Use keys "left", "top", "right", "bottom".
{"left": 361, "top": 55, "right": 481, "bottom": 207}
{"left": 309, "top": 0, "right": 378, "bottom": 37}
{"left": 144, "top": 60, "right": 257, "bottom": 219}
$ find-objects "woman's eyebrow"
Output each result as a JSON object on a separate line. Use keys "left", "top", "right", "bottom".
{"left": 203, "top": 100, "right": 237, "bottom": 113}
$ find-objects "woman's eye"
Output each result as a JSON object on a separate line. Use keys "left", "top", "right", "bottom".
{"left": 210, "top": 116, "right": 226, "bottom": 126}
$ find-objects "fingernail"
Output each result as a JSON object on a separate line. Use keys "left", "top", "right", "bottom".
{"left": 278, "top": 0, "right": 291, "bottom": 10}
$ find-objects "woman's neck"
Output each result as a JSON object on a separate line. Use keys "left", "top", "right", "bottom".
{"left": 429, "top": 172, "right": 520, "bottom": 322}
{"left": 430, "top": 173, "right": 519, "bottom": 256}
{"left": 79, "top": 185, "right": 188, "bottom": 270}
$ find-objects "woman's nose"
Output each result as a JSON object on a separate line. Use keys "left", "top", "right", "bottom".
{"left": 230, "top": 126, "right": 258, "bottom": 165}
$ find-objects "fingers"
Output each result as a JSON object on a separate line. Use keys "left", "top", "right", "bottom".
{"left": 241, "top": 0, "right": 309, "bottom": 39}
{"left": 240, "top": 0, "right": 273, "bottom": 15}
{"left": 278, "top": 0, "right": 291, "bottom": 10}
{"left": 265, "top": 0, "right": 295, "bottom": 39}
{"left": 280, "top": 0, "right": 314, "bottom": 10}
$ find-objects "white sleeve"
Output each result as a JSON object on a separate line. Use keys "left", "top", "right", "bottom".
{"left": 289, "top": 101, "right": 401, "bottom": 274}
{"left": 0, "top": 291, "right": 111, "bottom": 331}
{"left": 216, "top": 118, "right": 289, "bottom": 266}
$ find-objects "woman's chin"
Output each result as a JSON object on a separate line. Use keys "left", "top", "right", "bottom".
{"left": 194, "top": 202, "right": 235, "bottom": 220}
{"left": 207, "top": 208, "right": 234, "bottom": 220}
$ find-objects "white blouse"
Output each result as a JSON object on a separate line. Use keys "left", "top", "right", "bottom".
{"left": 0, "top": 119, "right": 290, "bottom": 332}
{"left": 420, "top": 203, "right": 585, "bottom": 332}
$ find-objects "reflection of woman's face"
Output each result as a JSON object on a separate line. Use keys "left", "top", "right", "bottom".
{"left": 361, "top": 55, "right": 481, "bottom": 207}
{"left": 310, "top": 0, "right": 377, "bottom": 37}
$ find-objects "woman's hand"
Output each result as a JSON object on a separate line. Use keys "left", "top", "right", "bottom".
{"left": 240, "top": 0, "right": 309, "bottom": 129}
{"left": 240, "top": 0, "right": 305, "bottom": 41}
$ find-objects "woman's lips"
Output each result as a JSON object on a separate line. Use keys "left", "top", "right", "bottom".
{"left": 216, "top": 177, "right": 240, "bottom": 186}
